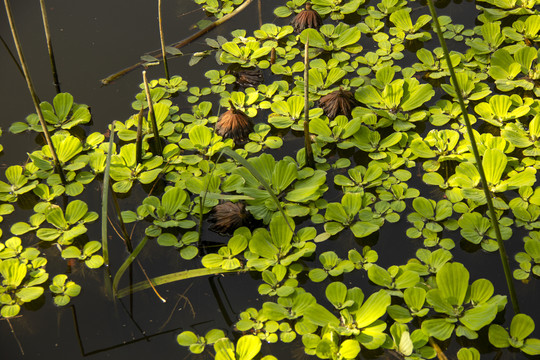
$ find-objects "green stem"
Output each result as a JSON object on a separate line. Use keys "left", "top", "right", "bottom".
{"left": 257, "top": 0, "right": 262, "bottom": 28}
{"left": 4, "top": 0, "right": 66, "bottom": 185}
{"left": 157, "top": 0, "right": 169, "bottom": 81}
{"left": 0, "top": 33, "right": 25, "bottom": 81}
{"left": 142, "top": 71, "right": 163, "bottom": 156}
{"left": 39, "top": 0, "right": 61, "bottom": 93}
{"left": 135, "top": 107, "right": 144, "bottom": 164}
{"left": 112, "top": 236, "right": 148, "bottom": 296}
{"left": 426, "top": 0, "right": 520, "bottom": 314}
{"left": 303, "top": 36, "right": 315, "bottom": 168}
{"left": 101, "top": 122, "right": 116, "bottom": 268}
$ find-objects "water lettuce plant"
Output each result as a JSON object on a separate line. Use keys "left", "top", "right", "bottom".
{"left": 421, "top": 262, "right": 506, "bottom": 340}
{"left": 0, "top": 248, "right": 48, "bottom": 318}
{"left": 489, "top": 313, "right": 540, "bottom": 355}
{"left": 9, "top": 92, "right": 91, "bottom": 134}
{"left": 49, "top": 274, "right": 81, "bottom": 306}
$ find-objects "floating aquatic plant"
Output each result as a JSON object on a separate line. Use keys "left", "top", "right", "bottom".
{"left": 0, "top": 165, "right": 38, "bottom": 202}
{"left": 488, "top": 45, "right": 540, "bottom": 96}
{"left": 49, "top": 274, "right": 81, "bottom": 306}
{"left": 109, "top": 143, "right": 163, "bottom": 193}
{"left": 202, "top": 228, "right": 250, "bottom": 270}
{"left": 382, "top": 323, "right": 436, "bottom": 359}
{"left": 489, "top": 313, "right": 540, "bottom": 355}
{"left": 177, "top": 329, "right": 226, "bottom": 354}
{"left": 0, "top": 248, "right": 48, "bottom": 318}
{"left": 308, "top": 251, "right": 354, "bottom": 282}
{"left": 9, "top": 92, "right": 91, "bottom": 134}
{"left": 406, "top": 197, "right": 457, "bottom": 249}
{"left": 220, "top": 36, "right": 273, "bottom": 68}
{"left": 354, "top": 66, "right": 435, "bottom": 131}
{"left": 514, "top": 233, "right": 540, "bottom": 280}
{"left": 61, "top": 241, "right": 104, "bottom": 269}
{"left": 4, "top": 1, "right": 540, "bottom": 359}
{"left": 121, "top": 186, "right": 195, "bottom": 237}
{"left": 421, "top": 262, "right": 507, "bottom": 340}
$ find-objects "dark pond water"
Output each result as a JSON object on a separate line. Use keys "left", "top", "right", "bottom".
{"left": 0, "top": 0, "right": 538, "bottom": 359}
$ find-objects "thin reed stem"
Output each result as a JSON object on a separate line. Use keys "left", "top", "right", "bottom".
{"left": 6, "top": 319, "right": 24, "bottom": 355}
{"left": 101, "top": 122, "right": 115, "bottom": 268}
{"left": 426, "top": 0, "right": 520, "bottom": 314}
{"left": 0, "top": 33, "right": 25, "bottom": 80}
{"left": 257, "top": 0, "right": 262, "bottom": 28}
{"left": 39, "top": 0, "right": 61, "bottom": 93}
{"left": 303, "top": 36, "right": 315, "bottom": 168}
{"left": 142, "top": 71, "right": 163, "bottom": 156}
{"left": 135, "top": 108, "right": 144, "bottom": 164}
{"left": 158, "top": 0, "right": 169, "bottom": 80}
{"left": 4, "top": 0, "right": 66, "bottom": 185}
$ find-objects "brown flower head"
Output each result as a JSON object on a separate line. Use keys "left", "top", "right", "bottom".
{"left": 208, "top": 202, "right": 252, "bottom": 235}
{"left": 234, "top": 68, "right": 264, "bottom": 89}
{"left": 291, "top": 2, "right": 323, "bottom": 33}
{"left": 319, "top": 88, "right": 359, "bottom": 120}
{"left": 215, "top": 100, "right": 254, "bottom": 144}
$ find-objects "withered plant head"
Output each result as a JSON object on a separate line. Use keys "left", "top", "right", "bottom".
{"left": 291, "top": 2, "right": 323, "bottom": 33}
{"left": 215, "top": 100, "right": 254, "bottom": 145}
{"left": 318, "top": 88, "right": 359, "bottom": 120}
{"left": 234, "top": 68, "right": 264, "bottom": 89}
{"left": 208, "top": 201, "right": 252, "bottom": 235}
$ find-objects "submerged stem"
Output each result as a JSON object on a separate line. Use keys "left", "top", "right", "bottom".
{"left": 135, "top": 107, "right": 144, "bottom": 164}
{"left": 0, "top": 33, "right": 25, "bottom": 80}
{"left": 426, "top": 0, "right": 520, "bottom": 314}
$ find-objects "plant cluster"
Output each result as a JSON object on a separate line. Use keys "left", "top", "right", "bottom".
{"left": 1, "top": 0, "right": 540, "bottom": 358}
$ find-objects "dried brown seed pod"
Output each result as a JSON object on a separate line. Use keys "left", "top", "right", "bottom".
{"left": 319, "top": 88, "right": 359, "bottom": 120}
{"left": 215, "top": 100, "right": 254, "bottom": 144}
{"left": 291, "top": 2, "right": 323, "bottom": 33}
{"left": 208, "top": 202, "right": 252, "bottom": 235}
